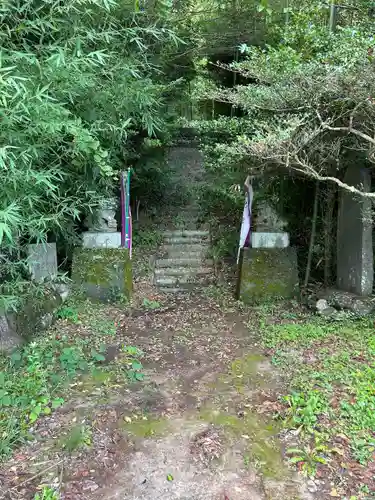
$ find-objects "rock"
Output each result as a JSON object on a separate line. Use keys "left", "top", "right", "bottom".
{"left": 318, "top": 306, "right": 337, "bottom": 318}
{"left": 0, "top": 315, "right": 22, "bottom": 353}
{"left": 319, "top": 289, "right": 375, "bottom": 317}
{"left": 351, "top": 299, "right": 374, "bottom": 317}
{"left": 72, "top": 248, "right": 132, "bottom": 303}
{"left": 334, "top": 310, "right": 352, "bottom": 321}
{"left": 0, "top": 286, "right": 62, "bottom": 354}
{"left": 307, "top": 479, "right": 318, "bottom": 493}
{"left": 315, "top": 299, "right": 329, "bottom": 312}
{"left": 237, "top": 248, "right": 299, "bottom": 303}
{"left": 52, "top": 283, "right": 70, "bottom": 303}
{"left": 337, "top": 164, "right": 373, "bottom": 296}
{"left": 27, "top": 243, "right": 58, "bottom": 282}
{"left": 39, "top": 313, "right": 53, "bottom": 330}
{"left": 82, "top": 480, "right": 99, "bottom": 492}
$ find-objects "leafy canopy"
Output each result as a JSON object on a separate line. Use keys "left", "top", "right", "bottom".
{"left": 195, "top": 0, "right": 375, "bottom": 195}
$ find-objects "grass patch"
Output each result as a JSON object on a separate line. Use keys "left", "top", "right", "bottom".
{"left": 34, "top": 486, "right": 59, "bottom": 499}
{"left": 0, "top": 298, "right": 143, "bottom": 461}
{"left": 262, "top": 315, "right": 375, "bottom": 488}
{"left": 59, "top": 423, "right": 93, "bottom": 452}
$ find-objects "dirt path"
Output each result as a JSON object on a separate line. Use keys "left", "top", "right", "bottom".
{"left": 95, "top": 294, "right": 313, "bottom": 500}
{"left": 0, "top": 289, "right": 318, "bottom": 500}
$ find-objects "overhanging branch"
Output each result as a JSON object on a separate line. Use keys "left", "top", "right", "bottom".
{"left": 316, "top": 110, "right": 375, "bottom": 147}
{"left": 294, "top": 154, "right": 375, "bottom": 199}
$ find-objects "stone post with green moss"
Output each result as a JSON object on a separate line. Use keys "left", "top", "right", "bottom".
{"left": 237, "top": 201, "right": 299, "bottom": 303}
{"left": 237, "top": 248, "right": 299, "bottom": 303}
{"left": 73, "top": 196, "right": 133, "bottom": 302}
{"left": 72, "top": 248, "right": 132, "bottom": 302}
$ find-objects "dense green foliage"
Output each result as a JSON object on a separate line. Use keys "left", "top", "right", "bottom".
{"left": 0, "top": 0, "right": 189, "bottom": 305}
{"left": 2, "top": 0, "right": 374, "bottom": 282}
{"left": 0, "top": 300, "right": 143, "bottom": 461}
{"left": 262, "top": 312, "right": 375, "bottom": 493}
{"left": 198, "top": 0, "right": 375, "bottom": 183}
{"left": 190, "top": 0, "right": 375, "bottom": 275}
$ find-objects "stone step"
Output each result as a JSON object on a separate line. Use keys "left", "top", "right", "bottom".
{"left": 155, "top": 273, "right": 213, "bottom": 287}
{"left": 163, "top": 243, "right": 207, "bottom": 253}
{"left": 162, "top": 230, "right": 209, "bottom": 238}
{"left": 155, "top": 258, "right": 214, "bottom": 268}
{"left": 158, "top": 287, "right": 189, "bottom": 294}
{"left": 155, "top": 276, "right": 193, "bottom": 287}
{"left": 164, "top": 236, "right": 209, "bottom": 245}
{"left": 154, "top": 267, "right": 212, "bottom": 277}
{"left": 166, "top": 250, "right": 208, "bottom": 259}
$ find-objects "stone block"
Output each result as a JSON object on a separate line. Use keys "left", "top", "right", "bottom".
{"left": 0, "top": 286, "right": 63, "bottom": 354}
{"left": 27, "top": 243, "right": 58, "bottom": 281}
{"left": 82, "top": 231, "right": 122, "bottom": 249}
{"left": 337, "top": 165, "right": 373, "bottom": 296}
{"left": 252, "top": 232, "right": 290, "bottom": 249}
{"left": 0, "top": 315, "right": 22, "bottom": 353}
{"left": 237, "top": 248, "right": 299, "bottom": 303}
{"left": 72, "top": 248, "right": 132, "bottom": 302}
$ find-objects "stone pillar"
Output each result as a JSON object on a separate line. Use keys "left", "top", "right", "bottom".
{"left": 76, "top": 197, "right": 132, "bottom": 302}
{"left": 337, "top": 165, "right": 373, "bottom": 296}
{"left": 27, "top": 243, "right": 58, "bottom": 282}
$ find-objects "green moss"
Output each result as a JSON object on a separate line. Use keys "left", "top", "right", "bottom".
{"left": 198, "top": 352, "right": 286, "bottom": 480}
{"left": 227, "top": 353, "right": 272, "bottom": 392}
{"left": 120, "top": 416, "right": 169, "bottom": 438}
{"left": 72, "top": 248, "right": 132, "bottom": 302}
{"left": 79, "top": 369, "right": 113, "bottom": 392}
{"left": 199, "top": 408, "right": 285, "bottom": 479}
{"left": 231, "top": 353, "right": 264, "bottom": 376}
{"left": 238, "top": 248, "right": 299, "bottom": 304}
{"left": 4, "top": 284, "right": 62, "bottom": 342}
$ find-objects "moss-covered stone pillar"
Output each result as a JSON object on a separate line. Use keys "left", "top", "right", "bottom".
{"left": 72, "top": 248, "right": 132, "bottom": 302}
{"left": 237, "top": 248, "right": 299, "bottom": 303}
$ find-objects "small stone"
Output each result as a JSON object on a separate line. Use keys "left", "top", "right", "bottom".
{"left": 53, "top": 283, "right": 70, "bottom": 303}
{"left": 307, "top": 479, "right": 318, "bottom": 493}
{"left": 352, "top": 300, "right": 374, "bottom": 317}
{"left": 318, "top": 306, "right": 337, "bottom": 318}
{"left": 315, "top": 299, "right": 328, "bottom": 311}
{"left": 82, "top": 480, "right": 99, "bottom": 492}
{"left": 39, "top": 313, "right": 53, "bottom": 330}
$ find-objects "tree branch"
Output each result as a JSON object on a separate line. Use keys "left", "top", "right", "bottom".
{"left": 294, "top": 154, "right": 375, "bottom": 199}
{"left": 316, "top": 109, "right": 375, "bottom": 146}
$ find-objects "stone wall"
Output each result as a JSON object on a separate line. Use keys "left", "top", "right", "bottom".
{"left": 237, "top": 248, "right": 299, "bottom": 303}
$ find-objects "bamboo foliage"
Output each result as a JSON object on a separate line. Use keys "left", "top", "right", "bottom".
{"left": 0, "top": 0, "right": 183, "bottom": 301}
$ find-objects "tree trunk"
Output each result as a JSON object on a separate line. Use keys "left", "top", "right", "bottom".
{"left": 323, "top": 184, "right": 335, "bottom": 287}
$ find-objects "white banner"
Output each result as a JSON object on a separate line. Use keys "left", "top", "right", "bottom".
{"left": 237, "top": 178, "right": 253, "bottom": 264}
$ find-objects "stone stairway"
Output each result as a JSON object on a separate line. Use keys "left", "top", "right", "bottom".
{"left": 154, "top": 230, "right": 214, "bottom": 293}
